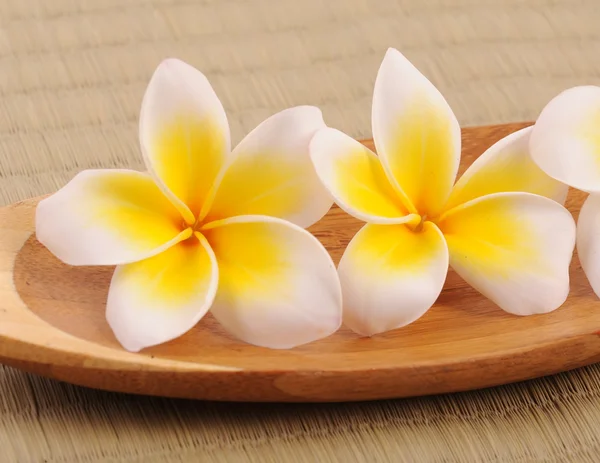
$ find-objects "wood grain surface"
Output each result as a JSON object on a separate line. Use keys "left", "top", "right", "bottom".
{"left": 1, "top": 122, "right": 599, "bottom": 403}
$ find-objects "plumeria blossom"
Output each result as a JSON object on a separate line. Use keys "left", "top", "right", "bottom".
{"left": 36, "top": 58, "right": 342, "bottom": 352}
{"left": 310, "top": 48, "right": 576, "bottom": 336}
{"left": 529, "top": 85, "right": 600, "bottom": 298}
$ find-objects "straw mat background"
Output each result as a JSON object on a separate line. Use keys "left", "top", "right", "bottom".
{"left": 1, "top": 0, "right": 600, "bottom": 461}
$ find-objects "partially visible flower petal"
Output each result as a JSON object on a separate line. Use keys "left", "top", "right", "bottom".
{"left": 530, "top": 85, "right": 600, "bottom": 193}
{"left": 338, "top": 222, "right": 448, "bottom": 336}
{"left": 106, "top": 233, "right": 218, "bottom": 352}
{"left": 575, "top": 194, "right": 600, "bottom": 298}
{"left": 438, "top": 192, "right": 576, "bottom": 315}
{"left": 36, "top": 169, "right": 189, "bottom": 266}
{"left": 202, "top": 215, "right": 342, "bottom": 349}
{"left": 446, "top": 127, "right": 568, "bottom": 210}
{"left": 140, "top": 58, "right": 230, "bottom": 221}
{"left": 310, "top": 127, "right": 419, "bottom": 225}
{"left": 204, "top": 106, "right": 331, "bottom": 228}
{"left": 372, "top": 47, "right": 461, "bottom": 218}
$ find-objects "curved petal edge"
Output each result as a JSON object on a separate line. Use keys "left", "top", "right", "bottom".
{"left": 203, "top": 215, "right": 342, "bottom": 349}
{"left": 439, "top": 192, "right": 576, "bottom": 316}
{"left": 338, "top": 222, "right": 449, "bottom": 336}
{"left": 106, "top": 233, "right": 219, "bottom": 352}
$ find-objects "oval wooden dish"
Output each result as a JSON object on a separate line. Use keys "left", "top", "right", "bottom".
{"left": 1, "top": 122, "right": 599, "bottom": 403}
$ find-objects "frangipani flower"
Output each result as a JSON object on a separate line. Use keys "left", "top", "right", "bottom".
{"left": 310, "top": 48, "right": 576, "bottom": 336}
{"left": 530, "top": 85, "right": 600, "bottom": 298}
{"left": 36, "top": 58, "right": 342, "bottom": 352}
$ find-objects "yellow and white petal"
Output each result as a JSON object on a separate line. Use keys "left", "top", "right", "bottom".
{"left": 106, "top": 233, "right": 218, "bottom": 352}
{"left": 446, "top": 127, "right": 568, "bottom": 210}
{"left": 575, "top": 194, "right": 600, "bottom": 298}
{"left": 203, "top": 106, "right": 331, "bottom": 228}
{"left": 530, "top": 85, "right": 600, "bottom": 193}
{"left": 202, "top": 216, "right": 342, "bottom": 349}
{"left": 140, "top": 58, "right": 230, "bottom": 220}
{"left": 338, "top": 222, "right": 448, "bottom": 336}
{"left": 36, "top": 169, "right": 188, "bottom": 266}
{"left": 438, "top": 192, "right": 576, "bottom": 315}
{"left": 310, "top": 127, "right": 418, "bottom": 225}
{"left": 372, "top": 47, "right": 461, "bottom": 218}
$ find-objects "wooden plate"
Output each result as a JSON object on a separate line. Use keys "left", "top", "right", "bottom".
{"left": 1, "top": 122, "right": 599, "bottom": 403}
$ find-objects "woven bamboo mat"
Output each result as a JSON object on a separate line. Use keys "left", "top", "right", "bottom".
{"left": 2, "top": 0, "right": 600, "bottom": 461}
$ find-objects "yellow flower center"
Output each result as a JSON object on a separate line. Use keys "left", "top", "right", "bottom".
{"left": 405, "top": 210, "right": 445, "bottom": 234}
{"left": 177, "top": 216, "right": 207, "bottom": 246}
{"left": 408, "top": 214, "right": 428, "bottom": 233}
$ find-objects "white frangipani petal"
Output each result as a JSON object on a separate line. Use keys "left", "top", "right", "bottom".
{"left": 575, "top": 194, "right": 600, "bottom": 298}
{"left": 338, "top": 222, "right": 448, "bottom": 336}
{"left": 106, "top": 233, "right": 219, "bottom": 352}
{"left": 140, "top": 58, "right": 231, "bottom": 220}
{"left": 372, "top": 47, "right": 461, "bottom": 218}
{"left": 447, "top": 127, "right": 568, "bottom": 209}
{"left": 205, "top": 106, "right": 331, "bottom": 227}
{"left": 310, "top": 127, "right": 419, "bottom": 225}
{"left": 36, "top": 169, "right": 188, "bottom": 266}
{"left": 439, "top": 192, "right": 576, "bottom": 315}
{"left": 530, "top": 85, "right": 600, "bottom": 193}
{"left": 202, "top": 215, "right": 342, "bottom": 349}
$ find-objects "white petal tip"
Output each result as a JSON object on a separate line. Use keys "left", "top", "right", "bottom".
{"left": 291, "top": 105, "right": 324, "bottom": 120}
{"left": 345, "top": 313, "right": 429, "bottom": 338}
{"left": 348, "top": 327, "right": 383, "bottom": 338}
{"left": 147, "top": 57, "right": 211, "bottom": 93}
{"left": 251, "top": 327, "right": 342, "bottom": 350}
{"left": 380, "top": 47, "right": 413, "bottom": 69}
{"left": 108, "top": 317, "right": 169, "bottom": 353}
{"left": 273, "top": 105, "right": 326, "bottom": 133}
{"left": 155, "top": 57, "right": 191, "bottom": 72}
{"left": 227, "top": 304, "right": 343, "bottom": 350}
{"left": 121, "top": 343, "right": 144, "bottom": 353}
{"left": 503, "top": 277, "right": 570, "bottom": 316}
{"left": 384, "top": 47, "right": 401, "bottom": 58}
{"left": 107, "top": 316, "right": 146, "bottom": 352}
{"left": 501, "top": 294, "right": 568, "bottom": 317}
{"left": 547, "top": 85, "right": 600, "bottom": 104}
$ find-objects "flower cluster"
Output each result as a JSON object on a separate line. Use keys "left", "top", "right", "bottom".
{"left": 37, "top": 48, "right": 594, "bottom": 352}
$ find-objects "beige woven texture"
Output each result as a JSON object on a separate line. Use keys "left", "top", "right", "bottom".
{"left": 2, "top": 0, "right": 600, "bottom": 461}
